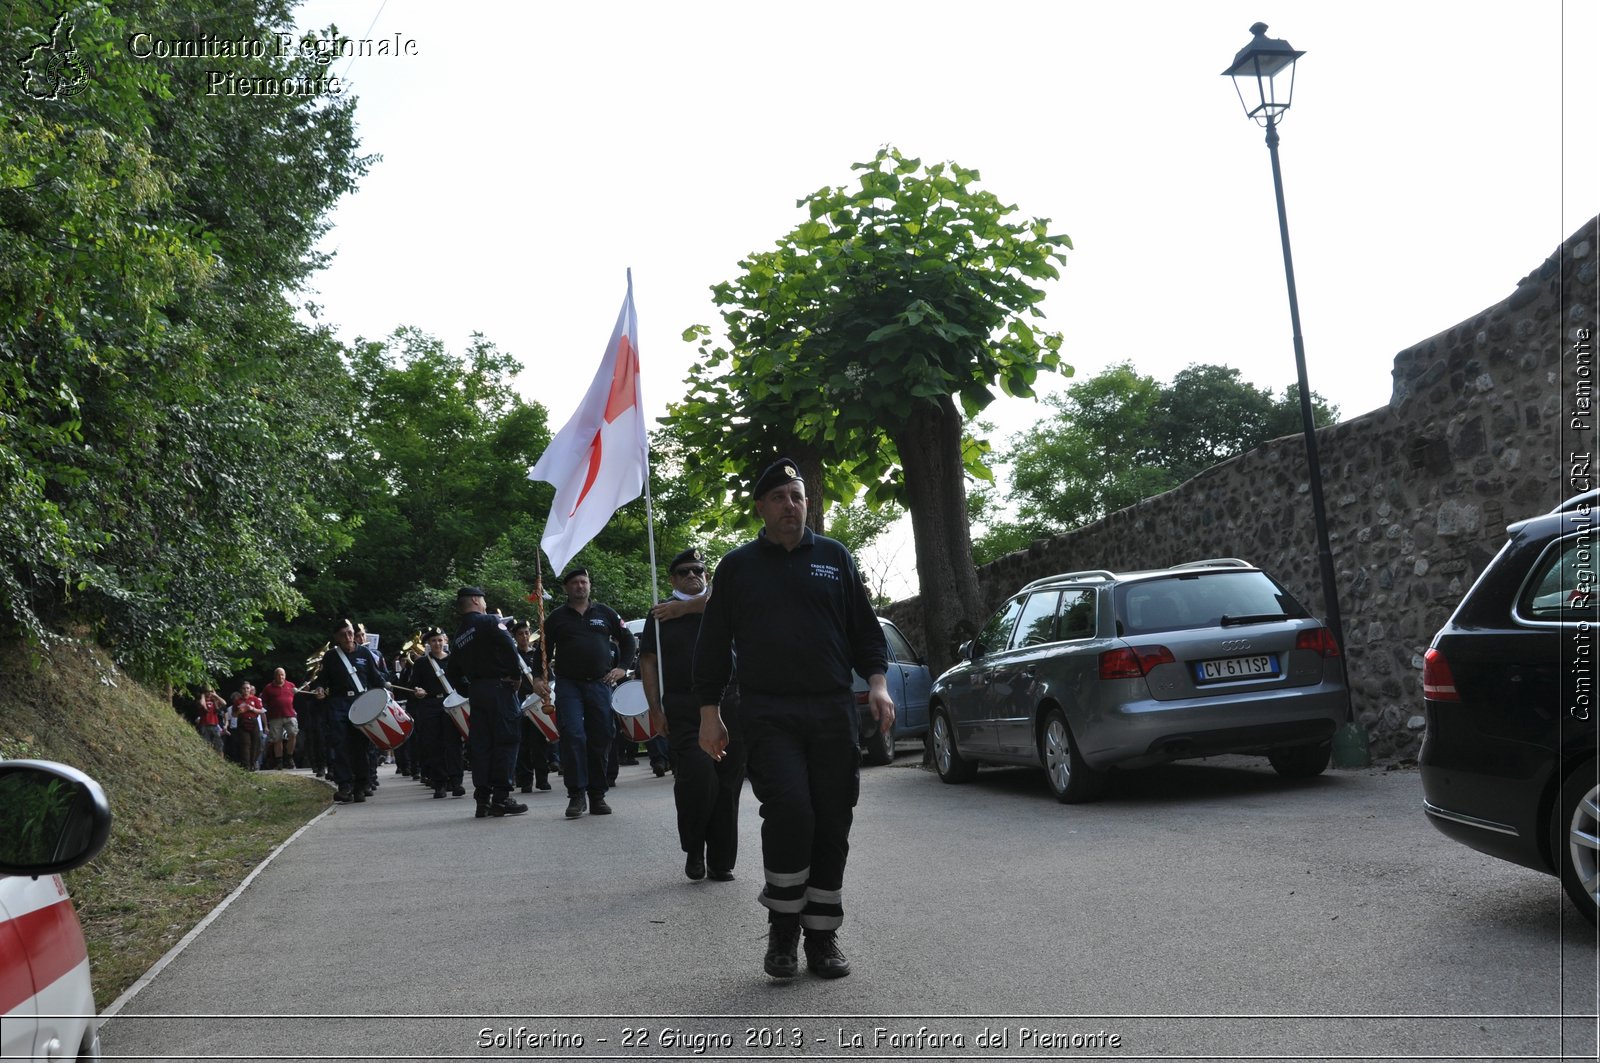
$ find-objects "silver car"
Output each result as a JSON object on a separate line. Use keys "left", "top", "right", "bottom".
{"left": 928, "top": 559, "right": 1349, "bottom": 802}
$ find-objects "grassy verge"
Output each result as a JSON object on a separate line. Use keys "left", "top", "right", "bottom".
{"left": 0, "top": 641, "right": 329, "bottom": 1006}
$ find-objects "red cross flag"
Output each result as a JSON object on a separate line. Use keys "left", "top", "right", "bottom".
{"left": 529, "top": 272, "right": 648, "bottom": 574}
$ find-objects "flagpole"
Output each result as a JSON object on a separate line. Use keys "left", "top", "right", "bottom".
{"left": 641, "top": 435, "right": 667, "bottom": 719}
{"left": 534, "top": 553, "right": 548, "bottom": 687}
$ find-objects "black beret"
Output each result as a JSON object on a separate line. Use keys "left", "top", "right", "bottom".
{"left": 753, "top": 457, "right": 804, "bottom": 499}
{"left": 561, "top": 567, "right": 589, "bottom": 584}
{"left": 509, "top": 618, "right": 530, "bottom": 633}
{"left": 668, "top": 548, "right": 706, "bottom": 573}
{"left": 423, "top": 626, "right": 445, "bottom": 640}
{"left": 456, "top": 586, "right": 485, "bottom": 600}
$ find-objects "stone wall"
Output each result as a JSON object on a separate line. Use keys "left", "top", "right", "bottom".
{"left": 884, "top": 218, "right": 1597, "bottom": 763}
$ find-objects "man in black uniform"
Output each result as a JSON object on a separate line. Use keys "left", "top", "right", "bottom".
{"left": 445, "top": 587, "right": 528, "bottom": 819}
{"left": 511, "top": 619, "right": 554, "bottom": 794}
{"left": 640, "top": 548, "right": 745, "bottom": 881}
{"left": 693, "top": 458, "right": 894, "bottom": 980}
{"left": 313, "top": 621, "right": 421, "bottom": 804}
{"left": 408, "top": 627, "right": 467, "bottom": 800}
{"left": 531, "top": 567, "right": 635, "bottom": 819}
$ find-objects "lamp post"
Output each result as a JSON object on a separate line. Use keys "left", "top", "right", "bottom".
{"left": 1224, "top": 23, "right": 1366, "bottom": 765}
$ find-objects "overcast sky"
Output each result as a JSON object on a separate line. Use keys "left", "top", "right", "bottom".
{"left": 284, "top": 0, "right": 1596, "bottom": 598}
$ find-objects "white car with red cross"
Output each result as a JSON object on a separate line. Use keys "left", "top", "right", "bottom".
{"left": 0, "top": 761, "right": 112, "bottom": 1061}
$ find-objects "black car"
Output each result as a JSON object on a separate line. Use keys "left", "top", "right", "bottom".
{"left": 1420, "top": 491, "right": 1599, "bottom": 924}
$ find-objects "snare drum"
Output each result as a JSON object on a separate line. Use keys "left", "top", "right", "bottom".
{"left": 521, "top": 689, "right": 559, "bottom": 742}
{"left": 611, "top": 679, "right": 658, "bottom": 742}
{"left": 348, "top": 689, "right": 414, "bottom": 751}
{"left": 442, "top": 691, "right": 471, "bottom": 740}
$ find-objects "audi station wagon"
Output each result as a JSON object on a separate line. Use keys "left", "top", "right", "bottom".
{"left": 1420, "top": 491, "right": 1599, "bottom": 923}
{"left": 928, "top": 559, "right": 1349, "bottom": 801}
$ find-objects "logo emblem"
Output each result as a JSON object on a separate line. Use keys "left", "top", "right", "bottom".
{"left": 21, "top": 13, "right": 89, "bottom": 101}
{"left": 783, "top": 465, "right": 796, "bottom": 479}
{"left": 1220, "top": 639, "right": 1252, "bottom": 652}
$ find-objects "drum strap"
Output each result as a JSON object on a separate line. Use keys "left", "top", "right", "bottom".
{"left": 334, "top": 648, "right": 366, "bottom": 694}
{"left": 426, "top": 655, "right": 456, "bottom": 697}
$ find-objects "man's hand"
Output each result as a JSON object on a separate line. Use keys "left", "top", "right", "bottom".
{"left": 533, "top": 678, "right": 551, "bottom": 699}
{"left": 867, "top": 674, "right": 896, "bottom": 735}
{"left": 651, "top": 594, "right": 707, "bottom": 622}
{"left": 412, "top": 686, "right": 427, "bottom": 698}
{"left": 603, "top": 667, "right": 627, "bottom": 686}
{"left": 698, "top": 705, "right": 728, "bottom": 761}
{"left": 647, "top": 706, "right": 668, "bottom": 737}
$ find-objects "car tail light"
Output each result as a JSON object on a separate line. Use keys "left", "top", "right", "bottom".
{"left": 853, "top": 689, "right": 870, "bottom": 707}
{"left": 1295, "top": 627, "right": 1342, "bottom": 657}
{"left": 1422, "top": 647, "right": 1460, "bottom": 701}
{"left": 1098, "top": 645, "right": 1175, "bottom": 679}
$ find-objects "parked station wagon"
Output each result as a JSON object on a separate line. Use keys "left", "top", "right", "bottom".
{"left": 928, "top": 559, "right": 1349, "bottom": 801}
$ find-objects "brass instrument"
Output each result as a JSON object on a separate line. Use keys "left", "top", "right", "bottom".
{"left": 302, "top": 641, "right": 331, "bottom": 686}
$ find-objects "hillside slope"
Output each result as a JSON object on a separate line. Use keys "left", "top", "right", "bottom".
{"left": 0, "top": 642, "right": 329, "bottom": 1005}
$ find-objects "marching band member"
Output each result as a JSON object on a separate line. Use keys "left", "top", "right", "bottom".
{"left": 314, "top": 620, "right": 422, "bottom": 804}
{"left": 408, "top": 627, "right": 467, "bottom": 800}
{"left": 446, "top": 587, "right": 528, "bottom": 818}
{"left": 511, "top": 620, "right": 554, "bottom": 794}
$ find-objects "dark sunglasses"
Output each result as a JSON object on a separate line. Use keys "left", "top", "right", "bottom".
{"left": 673, "top": 565, "right": 706, "bottom": 577}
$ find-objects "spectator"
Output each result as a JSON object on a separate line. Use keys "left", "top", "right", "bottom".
{"left": 231, "top": 682, "right": 266, "bottom": 772}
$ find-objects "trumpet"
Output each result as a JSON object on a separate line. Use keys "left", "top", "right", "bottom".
{"left": 302, "top": 641, "right": 331, "bottom": 686}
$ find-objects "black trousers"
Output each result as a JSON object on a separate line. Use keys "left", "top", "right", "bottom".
{"left": 516, "top": 715, "right": 552, "bottom": 787}
{"left": 666, "top": 695, "right": 745, "bottom": 870}
{"left": 413, "top": 699, "right": 463, "bottom": 787}
{"left": 741, "top": 690, "right": 859, "bottom": 931}
{"left": 468, "top": 678, "right": 520, "bottom": 802}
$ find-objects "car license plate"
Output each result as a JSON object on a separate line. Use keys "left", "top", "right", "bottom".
{"left": 1194, "top": 654, "right": 1278, "bottom": 682}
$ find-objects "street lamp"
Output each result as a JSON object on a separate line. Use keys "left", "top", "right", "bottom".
{"left": 1224, "top": 23, "right": 1366, "bottom": 766}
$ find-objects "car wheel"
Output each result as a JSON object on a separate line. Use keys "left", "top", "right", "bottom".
{"left": 863, "top": 725, "right": 893, "bottom": 766}
{"left": 1267, "top": 742, "right": 1331, "bottom": 778}
{"left": 931, "top": 705, "right": 977, "bottom": 783}
{"left": 1554, "top": 759, "right": 1600, "bottom": 926}
{"left": 1040, "top": 708, "right": 1104, "bottom": 803}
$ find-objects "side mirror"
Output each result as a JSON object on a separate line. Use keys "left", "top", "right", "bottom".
{"left": 0, "top": 761, "right": 112, "bottom": 876}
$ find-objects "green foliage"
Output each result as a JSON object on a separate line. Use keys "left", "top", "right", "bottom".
{"left": 0, "top": 0, "right": 372, "bottom": 682}
{"left": 987, "top": 362, "right": 1340, "bottom": 543}
{"left": 669, "top": 147, "right": 1072, "bottom": 670}
{"left": 671, "top": 145, "right": 1071, "bottom": 521}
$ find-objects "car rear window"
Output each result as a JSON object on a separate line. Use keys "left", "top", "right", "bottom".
{"left": 1519, "top": 535, "right": 1594, "bottom": 623}
{"left": 1114, "top": 571, "right": 1308, "bottom": 636}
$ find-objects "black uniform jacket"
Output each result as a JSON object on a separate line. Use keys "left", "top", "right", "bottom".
{"left": 448, "top": 612, "right": 522, "bottom": 686}
{"left": 692, "top": 527, "right": 886, "bottom": 704}
{"left": 317, "top": 644, "right": 388, "bottom": 699}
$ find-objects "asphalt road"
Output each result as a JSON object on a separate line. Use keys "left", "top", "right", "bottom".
{"left": 99, "top": 749, "right": 1596, "bottom": 1062}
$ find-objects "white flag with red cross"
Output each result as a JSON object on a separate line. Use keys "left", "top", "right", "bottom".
{"left": 529, "top": 272, "right": 648, "bottom": 574}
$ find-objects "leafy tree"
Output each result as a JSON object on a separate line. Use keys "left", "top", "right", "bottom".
{"left": 1, "top": 0, "right": 371, "bottom": 682}
{"left": 673, "top": 147, "right": 1071, "bottom": 671}
{"left": 261, "top": 328, "right": 552, "bottom": 674}
{"left": 987, "top": 362, "right": 1339, "bottom": 547}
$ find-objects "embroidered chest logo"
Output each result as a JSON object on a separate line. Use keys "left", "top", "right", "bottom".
{"left": 810, "top": 563, "right": 841, "bottom": 582}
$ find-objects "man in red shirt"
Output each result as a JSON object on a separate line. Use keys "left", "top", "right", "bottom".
{"left": 231, "top": 682, "right": 266, "bottom": 771}
{"left": 261, "top": 667, "right": 300, "bottom": 770}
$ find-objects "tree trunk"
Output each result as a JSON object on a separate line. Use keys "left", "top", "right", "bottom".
{"left": 794, "top": 449, "right": 826, "bottom": 533}
{"left": 889, "top": 394, "right": 985, "bottom": 676}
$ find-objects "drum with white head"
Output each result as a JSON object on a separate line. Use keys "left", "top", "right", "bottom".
{"left": 521, "top": 687, "right": 558, "bottom": 742}
{"left": 348, "top": 689, "right": 414, "bottom": 751}
{"left": 611, "top": 679, "right": 659, "bottom": 742}
{"left": 442, "top": 691, "right": 471, "bottom": 740}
